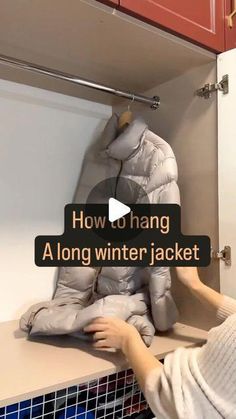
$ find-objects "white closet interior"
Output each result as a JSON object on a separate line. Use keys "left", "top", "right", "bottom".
{"left": 0, "top": 0, "right": 218, "bottom": 331}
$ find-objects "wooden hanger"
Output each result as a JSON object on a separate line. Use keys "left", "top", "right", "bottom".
{"left": 118, "top": 96, "right": 134, "bottom": 130}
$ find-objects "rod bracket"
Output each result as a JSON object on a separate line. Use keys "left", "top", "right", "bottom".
{"left": 151, "top": 96, "right": 160, "bottom": 110}
{"left": 196, "top": 74, "right": 229, "bottom": 99}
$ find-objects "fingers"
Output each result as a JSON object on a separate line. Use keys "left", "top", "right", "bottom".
{"left": 84, "top": 323, "right": 107, "bottom": 333}
{"left": 91, "top": 317, "right": 109, "bottom": 323}
{"left": 93, "top": 339, "right": 109, "bottom": 348}
{"left": 93, "top": 331, "right": 106, "bottom": 341}
{"left": 83, "top": 317, "right": 114, "bottom": 332}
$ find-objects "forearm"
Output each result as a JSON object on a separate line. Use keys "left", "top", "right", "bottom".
{"left": 175, "top": 267, "right": 224, "bottom": 314}
{"left": 122, "top": 331, "right": 163, "bottom": 392}
{"left": 189, "top": 282, "right": 224, "bottom": 313}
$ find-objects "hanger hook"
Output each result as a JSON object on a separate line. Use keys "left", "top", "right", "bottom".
{"left": 128, "top": 94, "right": 135, "bottom": 111}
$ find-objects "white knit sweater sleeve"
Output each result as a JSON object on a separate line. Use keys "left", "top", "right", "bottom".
{"left": 144, "top": 349, "right": 185, "bottom": 419}
{"left": 216, "top": 295, "right": 236, "bottom": 322}
{"left": 144, "top": 295, "right": 236, "bottom": 419}
{"left": 144, "top": 347, "right": 207, "bottom": 419}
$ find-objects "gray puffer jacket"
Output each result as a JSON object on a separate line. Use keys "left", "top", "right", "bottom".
{"left": 20, "top": 115, "right": 180, "bottom": 346}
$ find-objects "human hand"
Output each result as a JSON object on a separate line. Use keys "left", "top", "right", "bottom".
{"left": 83, "top": 317, "right": 140, "bottom": 352}
{"left": 175, "top": 267, "right": 202, "bottom": 290}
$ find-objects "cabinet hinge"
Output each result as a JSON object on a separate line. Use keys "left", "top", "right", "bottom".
{"left": 211, "top": 245, "right": 231, "bottom": 266}
{"left": 196, "top": 74, "right": 229, "bottom": 99}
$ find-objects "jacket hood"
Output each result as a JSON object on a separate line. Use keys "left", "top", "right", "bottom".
{"left": 102, "top": 113, "right": 147, "bottom": 160}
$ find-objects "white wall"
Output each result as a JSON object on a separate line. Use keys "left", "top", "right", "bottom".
{"left": 114, "top": 62, "right": 218, "bottom": 330}
{"left": 0, "top": 79, "right": 111, "bottom": 321}
{"left": 139, "top": 63, "right": 219, "bottom": 330}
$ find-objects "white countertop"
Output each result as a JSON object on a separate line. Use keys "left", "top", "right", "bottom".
{"left": 0, "top": 320, "right": 207, "bottom": 407}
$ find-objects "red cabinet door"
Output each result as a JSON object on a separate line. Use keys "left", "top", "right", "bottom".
{"left": 119, "top": 0, "right": 225, "bottom": 52}
{"left": 225, "top": 0, "right": 236, "bottom": 50}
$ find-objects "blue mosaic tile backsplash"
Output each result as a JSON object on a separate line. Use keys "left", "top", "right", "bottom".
{"left": 0, "top": 369, "right": 152, "bottom": 419}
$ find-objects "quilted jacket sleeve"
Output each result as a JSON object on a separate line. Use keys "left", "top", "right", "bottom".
{"left": 127, "top": 312, "right": 155, "bottom": 347}
{"left": 20, "top": 266, "right": 96, "bottom": 334}
{"left": 148, "top": 266, "right": 179, "bottom": 331}
{"left": 53, "top": 267, "right": 96, "bottom": 300}
{"left": 20, "top": 293, "right": 149, "bottom": 336}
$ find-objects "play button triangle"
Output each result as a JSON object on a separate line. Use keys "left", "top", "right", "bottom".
{"left": 108, "top": 198, "right": 131, "bottom": 222}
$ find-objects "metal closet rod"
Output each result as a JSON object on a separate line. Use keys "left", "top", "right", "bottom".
{"left": 0, "top": 54, "right": 160, "bottom": 109}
